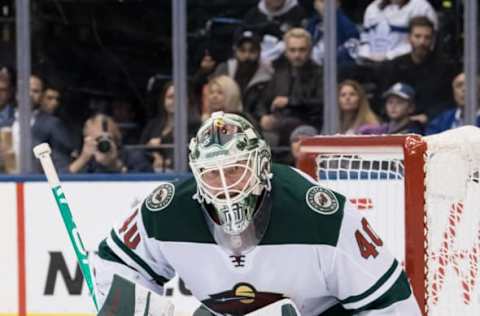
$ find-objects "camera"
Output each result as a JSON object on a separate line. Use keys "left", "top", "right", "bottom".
{"left": 96, "top": 135, "right": 113, "bottom": 153}
{"left": 96, "top": 116, "right": 113, "bottom": 153}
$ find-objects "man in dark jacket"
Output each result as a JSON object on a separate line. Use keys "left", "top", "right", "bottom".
{"left": 259, "top": 28, "right": 323, "bottom": 145}
{"left": 379, "top": 16, "right": 457, "bottom": 125}
{"left": 213, "top": 30, "right": 273, "bottom": 125}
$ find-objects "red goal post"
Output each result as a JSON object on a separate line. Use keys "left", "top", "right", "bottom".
{"left": 297, "top": 127, "right": 480, "bottom": 316}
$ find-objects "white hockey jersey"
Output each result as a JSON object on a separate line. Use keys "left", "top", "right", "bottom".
{"left": 359, "top": 0, "right": 438, "bottom": 60}
{"left": 94, "top": 164, "right": 421, "bottom": 315}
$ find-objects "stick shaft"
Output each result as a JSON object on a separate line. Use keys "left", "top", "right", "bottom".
{"left": 34, "top": 145, "right": 99, "bottom": 311}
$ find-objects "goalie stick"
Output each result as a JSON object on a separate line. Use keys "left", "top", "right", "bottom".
{"left": 33, "top": 143, "right": 99, "bottom": 312}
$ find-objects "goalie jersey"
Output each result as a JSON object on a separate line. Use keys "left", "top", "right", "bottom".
{"left": 95, "top": 164, "right": 421, "bottom": 315}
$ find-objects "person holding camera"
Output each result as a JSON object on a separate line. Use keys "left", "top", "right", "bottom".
{"left": 68, "top": 114, "right": 152, "bottom": 173}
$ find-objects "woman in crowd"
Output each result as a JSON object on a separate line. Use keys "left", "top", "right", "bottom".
{"left": 203, "top": 75, "right": 243, "bottom": 121}
{"left": 140, "top": 82, "right": 175, "bottom": 172}
{"left": 140, "top": 81, "right": 200, "bottom": 172}
{"left": 338, "top": 79, "right": 380, "bottom": 134}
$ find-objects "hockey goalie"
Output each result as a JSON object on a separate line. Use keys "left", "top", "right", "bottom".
{"left": 93, "top": 112, "right": 422, "bottom": 315}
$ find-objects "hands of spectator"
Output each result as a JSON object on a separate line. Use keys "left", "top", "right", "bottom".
{"left": 200, "top": 51, "right": 216, "bottom": 73}
{"left": 260, "top": 114, "right": 277, "bottom": 131}
{"left": 68, "top": 136, "right": 97, "bottom": 173}
{"left": 79, "top": 136, "right": 97, "bottom": 160}
{"left": 152, "top": 151, "right": 169, "bottom": 172}
{"left": 94, "top": 140, "right": 125, "bottom": 172}
{"left": 69, "top": 136, "right": 125, "bottom": 173}
{"left": 410, "top": 114, "right": 428, "bottom": 125}
{"left": 147, "top": 137, "right": 162, "bottom": 147}
{"left": 271, "top": 96, "right": 289, "bottom": 110}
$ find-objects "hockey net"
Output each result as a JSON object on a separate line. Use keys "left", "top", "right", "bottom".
{"left": 297, "top": 126, "right": 480, "bottom": 316}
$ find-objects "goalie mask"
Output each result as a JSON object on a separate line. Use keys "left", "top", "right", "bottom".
{"left": 189, "top": 112, "right": 272, "bottom": 254}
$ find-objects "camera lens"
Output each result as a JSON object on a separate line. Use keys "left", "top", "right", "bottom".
{"left": 97, "top": 136, "right": 112, "bottom": 153}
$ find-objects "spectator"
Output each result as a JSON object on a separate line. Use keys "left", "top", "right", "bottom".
{"left": 426, "top": 72, "right": 480, "bottom": 135}
{"left": 288, "top": 124, "right": 318, "bottom": 166}
{"left": 358, "top": 0, "right": 437, "bottom": 63}
{"left": 191, "top": 50, "right": 218, "bottom": 114}
{"left": 306, "top": 0, "right": 359, "bottom": 65}
{"left": 7, "top": 74, "right": 74, "bottom": 173}
{"left": 203, "top": 75, "right": 243, "bottom": 121}
{"left": 33, "top": 88, "right": 76, "bottom": 173}
{"left": 213, "top": 30, "right": 273, "bottom": 124}
{"left": 360, "top": 82, "right": 424, "bottom": 134}
{"left": 141, "top": 82, "right": 200, "bottom": 173}
{"left": 141, "top": 83, "right": 174, "bottom": 146}
{"left": 69, "top": 114, "right": 152, "bottom": 173}
{"left": 0, "top": 69, "right": 15, "bottom": 173}
{"left": 40, "top": 84, "right": 61, "bottom": 114}
{"left": 259, "top": 28, "right": 323, "bottom": 145}
{"left": 11, "top": 75, "right": 46, "bottom": 173}
{"left": 30, "top": 75, "right": 44, "bottom": 109}
{"left": 0, "top": 68, "right": 15, "bottom": 128}
{"left": 242, "top": 0, "right": 307, "bottom": 62}
{"left": 338, "top": 79, "right": 380, "bottom": 134}
{"left": 379, "top": 16, "right": 457, "bottom": 124}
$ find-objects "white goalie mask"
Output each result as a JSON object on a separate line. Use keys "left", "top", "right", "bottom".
{"left": 189, "top": 112, "right": 272, "bottom": 253}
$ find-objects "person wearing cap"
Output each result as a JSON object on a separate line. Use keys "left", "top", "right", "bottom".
{"left": 212, "top": 30, "right": 273, "bottom": 125}
{"left": 288, "top": 124, "right": 318, "bottom": 166}
{"left": 426, "top": 72, "right": 480, "bottom": 135}
{"left": 378, "top": 16, "right": 457, "bottom": 124}
{"left": 359, "top": 82, "right": 424, "bottom": 135}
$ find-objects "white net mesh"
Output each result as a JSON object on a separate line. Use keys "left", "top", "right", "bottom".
{"left": 314, "top": 150, "right": 407, "bottom": 265}
{"left": 424, "top": 126, "right": 480, "bottom": 316}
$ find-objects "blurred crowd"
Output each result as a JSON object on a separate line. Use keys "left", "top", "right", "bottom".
{"left": 0, "top": 0, "right": 475, "bottom": 174}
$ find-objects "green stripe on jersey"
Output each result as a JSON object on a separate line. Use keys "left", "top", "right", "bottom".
{"left": 110, "top": 230, "right": 170, "bottom": 285}
{"left": 319, "top": 304, "right": 353, "bottom": 316}
{"left": 355, "top": 270, "right": 412, "bottom": 312}
{"left": 340, "top": 260, "right": 399, "bottom": 305}
{"left": 98, "top": 239, "right": 125, "bottom": 265}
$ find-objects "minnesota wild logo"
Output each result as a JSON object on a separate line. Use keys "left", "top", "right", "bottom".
{"left": 202, "top": 283, "right": 284, "bottom": 315}
{"left": 306, "top": 186, "right": 339, "bottom": 215}
{"left": 145, "top": 183, "right": 175, "bottom": 212}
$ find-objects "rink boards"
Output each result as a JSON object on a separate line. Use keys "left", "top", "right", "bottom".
{"left": 0, "top": 177, "right": 200, "bottom": 316}
{"left": 0, "top": 176, "right": 405, "bottom": 316}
